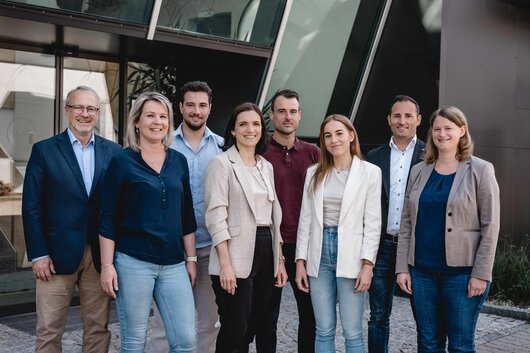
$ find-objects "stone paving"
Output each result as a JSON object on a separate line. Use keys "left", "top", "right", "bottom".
{"left": 0, "top": 284, "right": 529, "bottom": 353}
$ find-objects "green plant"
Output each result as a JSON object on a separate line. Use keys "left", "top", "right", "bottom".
{"left": 490, "top": 234, "right": 530, "bottom": 307}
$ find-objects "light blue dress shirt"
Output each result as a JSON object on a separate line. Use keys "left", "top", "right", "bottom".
{"left": 67, "top": 128, "right": 95, "bottom": 195}
{"left": 170, "top": 124, "right": 223, "bottom": 248}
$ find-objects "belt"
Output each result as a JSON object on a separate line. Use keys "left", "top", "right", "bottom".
{"left": 384, "top": 233, "right": 399, "bottom": 244}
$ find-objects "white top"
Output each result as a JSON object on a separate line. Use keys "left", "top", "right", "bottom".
{"left": 323, "top": 168, "right": 349, "bottom": 226}
{"left": 246, "top": 161, "right": 273, "bottom": 227}
{"left": 387, "top": 136, "right": 417, "bottom": 235}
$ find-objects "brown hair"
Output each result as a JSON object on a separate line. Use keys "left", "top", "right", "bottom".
{"left": 424, "top": 106, "right": 474, "bottom": 164}
{"left": 311, "top": 114, "right": 363, "bottom": 193}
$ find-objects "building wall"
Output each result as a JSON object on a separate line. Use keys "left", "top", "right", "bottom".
{"left": 440, "top": 0, "right": 530, "bottom": 239}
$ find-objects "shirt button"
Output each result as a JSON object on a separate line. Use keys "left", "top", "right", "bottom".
{"left": 447, "top": 228, "right": 452, "bottom": 232}
{"left": 448, "top": 212, "right": 453, "bottom": 216}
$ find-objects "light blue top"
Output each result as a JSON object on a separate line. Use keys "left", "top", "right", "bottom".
{"left": 67, "top": 128, "right": 95, "bottom": 195}
{"left": 170, "top": 124, "right": 223, "bottom": 248}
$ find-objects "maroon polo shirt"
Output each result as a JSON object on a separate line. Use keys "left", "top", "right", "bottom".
{"left": 263, "top": 136, "right": 320, "bottom": 244}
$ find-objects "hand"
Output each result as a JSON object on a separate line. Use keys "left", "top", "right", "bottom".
{"left": 220, "top": 262, "right": 237, "bottom": 295}
{"left": 275, "top": 261, "right": 288, "bottom": 288}
{"left": 295, "top": 260, "right": 310, "bottom": 293}
{"left": 468, "top": 277, "right": 488, "bottom": 298}
{"left": 354, "top": 264, "right": 373, "bottom": 293}
{"left": 397, "top": 272, "right": 412, "bottom": 295}
{"left": 100, "top": 264, "right": 118, "bottom": 299}
{"left": 186, "top": 261, "right": 197, "bottom": 287}
{"left": 32, "top": 257, "right": 55, "bottom": 281}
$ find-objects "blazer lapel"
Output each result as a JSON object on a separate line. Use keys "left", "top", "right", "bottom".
{"left": 227, "top": 146, "right": 257, "bottom": 219}
{"left": 448, "top": 159, "right": 471, "bottom": 205}
{"left": 313, "top": 173, "right": 324, "bottom": 227}
{"left": 380, "top": 146, "right": 391, "bottom": 198}
{"left": 339, "top": 156, "right": 362, "bottom": 224}
{"left": 56, "top": 130, "right": 86, "bottom": 195}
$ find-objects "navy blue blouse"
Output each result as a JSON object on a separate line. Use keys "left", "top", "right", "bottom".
{"left": 415, "top": 169, "right": 470, "bottom": 274}
{"left": 100, "top": 147, "right": 197, "bottom": 265}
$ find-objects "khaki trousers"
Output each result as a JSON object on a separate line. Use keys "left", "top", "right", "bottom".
{"left": 35, "top": 246, "right": 111, "bottom": 353}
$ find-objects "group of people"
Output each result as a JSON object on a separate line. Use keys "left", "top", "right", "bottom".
{"left": 22, "top": 82, "right": 500, "bottom": 353}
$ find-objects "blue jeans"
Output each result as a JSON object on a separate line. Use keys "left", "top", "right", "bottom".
{"left": 368, "top": 239, "right": 398, "bottom": 353}
{"left": 309, "top": 226, "right": 365, "bottom": 353}
{"left": 410, "top": 266, "right": 490, "bottom": 353}
{"left": 114, "top": 252, "right": 195, "bottom": 353}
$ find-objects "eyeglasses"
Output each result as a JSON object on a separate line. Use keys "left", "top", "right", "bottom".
{"left": 66, "top": 104, "right": 100, "bottom": 116}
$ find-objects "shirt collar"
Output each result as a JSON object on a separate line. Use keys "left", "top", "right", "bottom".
{"left": 67, "top": 128, "right": 95, "bottom": 146}
{"left": 389, "top": 135, "right": 417, "bottom": 152}
{"left": 269, "top": 135, "right": 300, "bottom": 150}
{"left": 175, "top": 123, "right": 214, "bottom": 142}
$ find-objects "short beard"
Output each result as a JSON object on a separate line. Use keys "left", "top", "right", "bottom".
{"left": 184, "top": 118, "right": 205, "bottom": 131}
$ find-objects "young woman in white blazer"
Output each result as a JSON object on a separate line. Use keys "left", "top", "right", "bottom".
{"left": 204, "top": 103, "right": 287, "bottom": 353}
{"left": 295, "top": 114, "right": 382, "bottom": 353}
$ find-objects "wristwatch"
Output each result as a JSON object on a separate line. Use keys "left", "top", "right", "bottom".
{"left": 186, "top": 256, "right": 198, "bottom": 262}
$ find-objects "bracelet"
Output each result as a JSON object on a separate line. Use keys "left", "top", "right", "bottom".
{"left": 279, "top": 255, "right": 286, "bottom": 263}
{"left": 362, "top": 259, "right": 374, "bottom": 267}
{"left": 101, "top": 263, "right": 114, "bottom": 268}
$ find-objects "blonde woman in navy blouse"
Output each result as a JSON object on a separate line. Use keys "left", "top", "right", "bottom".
{"left": 99, "top": 92, "right": 197, "bottom": 353}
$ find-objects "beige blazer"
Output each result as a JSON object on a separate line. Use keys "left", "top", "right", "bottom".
{"left": 295, "top": 156, "right": 382, "bottom": 278}
{"left": 396, "top": 156, "right": 500, "bottom": 281}
{"left": 205, "top": 145, "right": 283, "bottom": 278}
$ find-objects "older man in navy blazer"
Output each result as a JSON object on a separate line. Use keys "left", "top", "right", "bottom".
{"left": 22, "top": 86, "right": 121, "bottom": 353}
{"left": 366, "top": 95, "right": 425, "bottom": 353}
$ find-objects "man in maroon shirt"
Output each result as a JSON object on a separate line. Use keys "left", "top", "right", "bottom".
{"left": 256, "top": 89, "right": 320, "bottom": 353}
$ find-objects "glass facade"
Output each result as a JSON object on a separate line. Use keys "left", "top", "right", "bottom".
{"left": 5, "top": 0, "right": 154, "bottom": 25}
{"left": 157, "top": 0, "right": 286, "bottom": 46}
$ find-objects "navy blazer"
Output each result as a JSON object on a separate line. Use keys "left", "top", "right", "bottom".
{"left": 22, "top": 130, "right": 121, "bottom": 275}
{"left": 365, "top": 139, "right": 425, "bottom": 242}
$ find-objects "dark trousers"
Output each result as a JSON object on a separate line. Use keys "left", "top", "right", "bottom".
{"left": 255, "top": 243, "right": 316, "bottom": 353}
{"left": 368, "top": 239, "right": 398, "bottom": 353}
{"left": 212, "top": 229, "right": 274, "bottom": 353}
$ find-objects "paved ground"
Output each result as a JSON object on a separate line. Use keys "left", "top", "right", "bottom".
{"left": 0, "top": 284, "right": 529, "bottom": 353}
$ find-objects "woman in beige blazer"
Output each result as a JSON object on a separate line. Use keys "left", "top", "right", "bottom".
{"left": 204, "top": 102, "right": 287, "bottom": 353}
{"left": 295, "top": 114, "right": 381, "bottom": 353}
{"left": 396, "top": 106, "right": 500, "bottom": 353}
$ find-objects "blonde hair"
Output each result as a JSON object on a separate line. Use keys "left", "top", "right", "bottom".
{"left": 311, "top": 114, "right": 363, "bottom": 193}
{"left": 126, "top": 92, "right": 174, "bottom": 151}
{"left": 424, "top": 106, "right": 474, "bottom": 164}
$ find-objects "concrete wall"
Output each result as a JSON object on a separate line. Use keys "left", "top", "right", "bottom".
{"left": 440, "top": 0, "right": 530, "bottom": 239}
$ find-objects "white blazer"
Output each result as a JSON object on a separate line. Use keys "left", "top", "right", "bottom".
{"left": 295, "top": 156, "right": 382, "bottom": 278}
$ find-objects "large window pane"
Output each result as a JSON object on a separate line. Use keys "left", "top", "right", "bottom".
{"left": 158, "top": 0, "right": 286, "bottom": 47}
{"left": 6, "top": 0, "right": 154, "bottom": 25}
{"left": 265, "top": 0, "right": 362, "bottom": 137}
{"left": 0, "top": 49, "right": 55, "bottom": 309}
{"left": 63, "top": 58, "right": 120, "bottom": 143}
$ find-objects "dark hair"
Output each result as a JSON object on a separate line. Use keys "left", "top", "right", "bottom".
{"left": 389, "top": 95, "right": 420, "bottom": 115}
{"left": 222, "top": 102, "right": 269, "bottom": 155}
{"left": 179, "top": 81, "right": 213, "bottom": 103}
{"left": 311, "top": 114, "right": 363, "bottom": 193}
{"left": 270, "top": 89, "right": 300, "bottom": 112}
{"left": 424, "top": 106, "right": 474, "bottom": 163}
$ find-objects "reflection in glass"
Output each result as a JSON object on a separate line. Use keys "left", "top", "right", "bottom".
{"left": 158, "top": 0, "right": 286, "bottom": 47}
{"left": 7, "top": 0, "right": 154, "bottom": 25}
{"left": 63, "top": 58, "right": 120, "bottom": 143}
{"left": 0, "top": 50, "right": 55, "bottom": 307}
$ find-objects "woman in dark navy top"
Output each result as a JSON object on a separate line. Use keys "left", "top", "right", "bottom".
{"left": 99, "top": 92, "right": 197, "bottom": 353}
{"left": 396, "top": 106, "right": 500, "bottom": 353}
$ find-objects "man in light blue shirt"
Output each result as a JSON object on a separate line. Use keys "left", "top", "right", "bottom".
{"left": 149, "top": 81, "right": 223, "bottom": 353}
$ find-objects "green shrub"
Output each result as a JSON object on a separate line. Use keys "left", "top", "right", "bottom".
{"left": 490, "top": 234, "right": 530, "bottom": 307}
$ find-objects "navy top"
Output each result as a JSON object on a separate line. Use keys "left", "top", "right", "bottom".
{"left": 415, "top": 169, "right": 472, "bottom": 274}
{"left": 100, "top": 147, "right": 197, "bottom": 265}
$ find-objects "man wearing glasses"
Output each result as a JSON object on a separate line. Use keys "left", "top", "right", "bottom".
{"left": 23, "top": 86, "right": 121, "bottom": 353}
